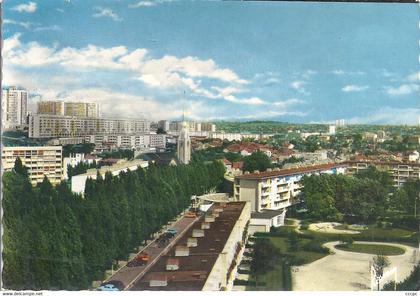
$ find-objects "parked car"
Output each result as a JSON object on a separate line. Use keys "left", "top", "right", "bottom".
{"left": 184, "top": 212, "right": 197, "bottom": 218}
{"left": 166, "top": 228, "right": 178, "bottom": 235}
{"left": 97, "top": 284, "right": 119, "bottom": 291}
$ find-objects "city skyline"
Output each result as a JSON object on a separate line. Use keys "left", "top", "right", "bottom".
{"left": 3, "top": 0, "right": 419, "bottom": 124}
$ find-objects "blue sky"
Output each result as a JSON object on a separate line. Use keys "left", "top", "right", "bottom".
{"left": 3, "top": 0, "right": 419, "bottom": 124}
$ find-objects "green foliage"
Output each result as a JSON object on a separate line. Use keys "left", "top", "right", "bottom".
{"left": 63, "top": 143, "right": 95, "bottom": 157}
{"left": 67, "top": 161, "right": 101, "bottom": 179}
{"left": 336, "top": 243, "right": 404, "bottom": 256}
{"left": 250, "top": 238, "right": 282, "bottom": 286}
{"left": 2, "top": 159, "right": 225, "bottom": 290}
{"left": 287, "top": 231, "right": 300, "bottom": 251}
{"left": 243, "top": 151, "right": 273, "bottom": 173}
{"left": 301, "top": 168, "right": 401, "bottom": 224}
{"left": 99, "top": 149, "right": 134, "bottom": 160}
{"left": 382, "top": 264, "right": 420, "bottom": 291}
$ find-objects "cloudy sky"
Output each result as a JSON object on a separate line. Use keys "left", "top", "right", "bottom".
{"left": 3, "top": 0, "right": 419, "bottom": 124}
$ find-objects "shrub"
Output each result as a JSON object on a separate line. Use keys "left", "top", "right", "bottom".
{"left": 302, "top": 240, "right": 330, "bottom": 254}
{"left": 341, "top": 236, "right": 354, "bottom": 245}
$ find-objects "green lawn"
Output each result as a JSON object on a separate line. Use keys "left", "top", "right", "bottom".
{"left": 246, "top": 236, "right": 328, "bottom": 291}
{"left": 335, "top": 243, "right": 405, "bottom": 256}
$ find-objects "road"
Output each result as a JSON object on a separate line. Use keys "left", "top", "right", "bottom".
{"left": 104, "top": 213, "right": 199, "bottom": 290}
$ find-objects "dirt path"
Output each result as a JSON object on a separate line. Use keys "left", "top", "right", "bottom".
{"left": 292, "top": 241, "right": 419, "bottom": 291}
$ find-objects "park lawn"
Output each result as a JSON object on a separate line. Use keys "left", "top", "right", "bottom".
{"left": 268, "top": 237, "right": 328, "bottom": 265}
{"left": 335, "top": 243, "right": 405, "bottom": 256}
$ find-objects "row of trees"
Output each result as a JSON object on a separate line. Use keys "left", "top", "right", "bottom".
{"left": 2, "top": 158, "right": 225, "bottom": 290}
{"left": 301, "top": 166, "right": 419, "bottom": 224}
{"left": 67, "top": 161, "right": 101, "bottom": 179}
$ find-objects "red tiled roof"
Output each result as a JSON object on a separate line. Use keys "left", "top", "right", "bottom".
{"left": 222, "top": 158, "right": 232, "bottom": 165}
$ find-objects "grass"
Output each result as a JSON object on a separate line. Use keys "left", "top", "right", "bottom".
{"left": 268, "top": 237, "right": 327, "bottom": 265}
{"left": 285, "top": 219, "right": 297, "bottom": 226}
{"left": 301, "top": 225, "right": 418, "bottom": 246}
{"left": 335, "top": 243, "right": 405, "bottom": 256}
{"left": 245, "top": 235, "right": 328, "bottom": 291}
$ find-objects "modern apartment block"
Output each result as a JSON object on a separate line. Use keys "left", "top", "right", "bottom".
{"left": 234, "top": 163, "right": 347, "bottom": 224}
{"left": 84, "top": 133, "right": 166, "bottom": 151}
{"left": 37, "top": 101, "right": 100, "bottom": 117}
{"left": 2, "top": 86, "right": 28, "bottom": 130}
{"left": 130, "top": 202, "right": 250, "bottom": 291}
{"left": 1, "top": 146, "right": 63, "bottom": 185}
{"left": 28, "top": 114, "right": 150, "bottom": 138}
{"left": 345, "top": 161, "right": 420, "bottom": 187}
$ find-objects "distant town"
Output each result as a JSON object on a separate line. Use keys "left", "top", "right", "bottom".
{"left": 2, "top": 85, "right": 419, "bottom": 292}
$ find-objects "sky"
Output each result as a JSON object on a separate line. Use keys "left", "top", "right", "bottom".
{"left": 2, "top": 0, "right": 420, "bottom": 124}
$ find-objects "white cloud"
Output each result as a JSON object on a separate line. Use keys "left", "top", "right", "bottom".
{"left": 93, "top": 7, "right": 122, "bottom": 21}
{"left": 407, "top": 71, "right": 420, "bottom": 82}
{"left": 3, "top": 19, "right": 33, "bottom": 29}
{"left": 332, "top": 70, "right": 365, "bottom": 76}
{"left": 341, "top": 85, "right": 369, "bottom": 92}
{"left": 33, "top": 25, "right": 62, "bottom": 32}
{"left": 225, "top": 95, "right": 265, "bottom": 105}
{"left": 386, "top": 84, "right": 419, "bottom": 96}
{"left": 129, "top": 0, "right": 174, "bottom": 8}
{"left": 57, "top": 8, "right": 65, "bottom": 13}
{"left": 347, "top": 107, "right": 420, "bottom": 125}
{"left": 11, "top": 2, "right": 37, "bottom": 13}
{"left": 290, "top": 80, "right": 309, "bottom": 95}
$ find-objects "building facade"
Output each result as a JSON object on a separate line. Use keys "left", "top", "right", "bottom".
{"left": 2, "top": 86, "right": 28, "bottom": 130}
{"left": 130, "top": 202, "right": 251, "bottom": 291}
{"left": 29, "top": 114, "right": 150, "bottom": 138}
{"left": 234, "top": 163, "right": 347, "bottom": 224}
{"left": 345, "top": 161, "right": 420, "bottom": 187}
{"left": 84, "top": 133, "right": 166, "bottom": 152}
{"left": 177, "top": 121, "right": 191, "bottom": 164}
{"left": 37, "top": 101, "right": 100, "bottom": 117}
{"left": 2, "top": 146, "right": 63, "bottom": 185}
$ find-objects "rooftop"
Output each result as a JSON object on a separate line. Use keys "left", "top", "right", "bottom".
{"left": 251, "top": 209, "right": 285, "bottom": 220}
{"left": 131, "top": 202, "right": 247, "bottom": 291}
{"left": 79, "top": 159, "right": 148, "bottom": 177}
{"left": 236, "top": 162, "right": 346, "bottom": 180}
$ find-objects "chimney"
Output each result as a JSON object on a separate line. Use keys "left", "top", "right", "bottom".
{"left": 192, "top": 228, "right": 205, "bottom": 238}
{"left": 166, "top": 258, "right": 180, "bottom": 271}
{"left": 149, "top": 275, "right": 168, "bottom": 287}
{"left": 187, "top": 237, "right": 198, "bottom": 247}
{"left": 201, "top": 222, "right": 210, "bottom": 229}
{"left": 175, "top": 245, "right": 189, "bottom": 257}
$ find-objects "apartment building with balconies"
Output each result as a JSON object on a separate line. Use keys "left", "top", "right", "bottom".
{"left": 1, "top": 146, "right": 63, "bottom": 185}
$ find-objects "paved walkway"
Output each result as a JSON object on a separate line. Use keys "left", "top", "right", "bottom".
{"left": 292, "top": 241, "right": 419, "bottom": 291}
{"left": 104, "top": 214, "right": 199, "bottom": 290}
{"left": 308, "top": 222, "right": 360, "bottom": 234}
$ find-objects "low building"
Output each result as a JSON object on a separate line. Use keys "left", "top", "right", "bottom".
{"left": 249, "top": 209, "right": 286, "bottom": 234}
{"left": 131, "top": 202, "right": 251, "bottom": 291}
{"left": 71, "top": 159, "right": 149, "bottom": 194}
{"left": 345, "top": 160, "right": 420, "bottom": 187}
{"left": 2, "top": 146, "right": 63, "bottom": 185}
{"left": 63, "top": 153, "right": 102, "bottom": 179}
{"left": 234, "top": 163, "right": 347, "bottom": 225}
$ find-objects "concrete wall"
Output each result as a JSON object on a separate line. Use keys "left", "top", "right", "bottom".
{"left": 203, "top": 202, "right": 251, "bottom": 291}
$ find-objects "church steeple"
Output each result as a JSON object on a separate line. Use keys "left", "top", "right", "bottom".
{"left": 177, "top": 91, "right": 191, "bottom": 164}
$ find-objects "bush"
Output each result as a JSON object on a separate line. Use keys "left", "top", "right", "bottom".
{"left": 376, "top": 220, "right": 383, "bottom": 228}
{"left": 302, "top": 240, "right": 330, "bottom": 254}
{"left": 340, "top": 236, "right": 354, "bottom": 245}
